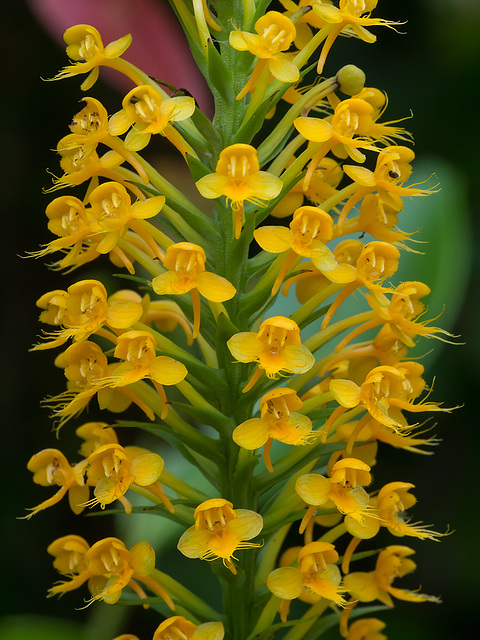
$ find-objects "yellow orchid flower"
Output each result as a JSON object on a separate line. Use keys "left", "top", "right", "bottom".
{"left": 324, "top": 362, "right": 448, "bottom": 449}
{"left": 108, "top": 85, "right": 195, "bottom": 154}
{"left": 343, "top": 545, "right": 440, "bottom": 607}
{"left": 230, "top": 11, "right": 299, "bottom": 100}
{"left": 87, "top": 181, "right": 165, "bottom": 258}
{"left": 25, "top": 449, "right": 89, "bottom": 518}
{"left": 294, "top": 97, "right": 408, "bottom": 189}
{"left": 30, "top": 195, "right": 92, "bottom": 263}
{"left": 254, "top": 206, "right": 338, "bottom": 295}
{"left": 49, "top": 535, "right": 174, "bottom": 609}
{"left": 76, "top": 421, "right": 118, "bottom": 457}
{"left": 53, "top": 25, "right": 132, "bottom": 90}
{"left": 152, "top": 617, "right": 224, "bottom": 640}
{"left": 296, "top": 458, "right": 373, "bottom": 532}
{"left": 47, "top": 535, "right": 91, "bottom": 597}
{"left": 267, "top": 541, "right": 346, "bottom": 621}
{"left": 95, "top": 330, "right": 188, "bottom": 419}
{"left": 152, "top": 242, "right": 236, "bottom": 339}
{"left": 334, "top": 281, "right": 452, "bottom": 353}
{"left": 57, "top": 98, "right": 149, "bottom": 184}
{"left": 320, "top": 240, "right": 401, "bottom": 329}
{"left": 195, "top": 144, "right": 283, "bottom": 238}
{"left": 48, "top": 340, "right": 154, "bottom": 428}
{"left": 233, "top": 387, "right": 317, "bottom": 472}
{"left": 339, "top": 145, "right": 433, "bottom": 227}
{"left": 83, "top": 442, "right": 173, "bottom": 514}
{"left": 34, "top": 279, "right": 144, "bottom": 350}
{"left": 227, "top": 316, "right": 315, "bottom": 392}
{"left": 311, "top": 1, "right": 401, "bottom": 73}
{"left": 177, "top": 498, "right": 263, "bottom": 575}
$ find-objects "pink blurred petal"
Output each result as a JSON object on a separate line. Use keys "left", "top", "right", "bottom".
{"left": 28, "top": 0, "right": 212, "bottom": 111}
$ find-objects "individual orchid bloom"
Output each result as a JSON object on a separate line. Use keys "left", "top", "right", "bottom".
{"left": 343, "top": 618, "right": 387, "bottom": 640}
{"left": 95, "top": 330, "right": 188, "bottom": 419}
{"left": 51, "top": 139, "right": 142, "bottom": 199}
{"left": 48, "top": 340, "right": 153, "bottom": 428}
{"left": 279, "top": 0, "right": 329, "bottom": 49}
{"left": 343, "top": 545, "right": 440, "bottom": 606}
{"left": 195, "top": 144, "right": 283, "bottom": 239}
{"left": 83, "top": 442, "right": 173, "bottom": 514}
{"left": 375, "top": 481, "right": 443, "bottom": 541}
{"left": 334, "top": 281, "right": 452, "bottom": 353}
{"left": 229, "top": 11, "right": 299, "bottom": 100}
{"left": 152, "top": 243, "right": 236, "bottom": 339}
{"left": 76, "top": 421, "right": 118, "bottom": 457}
{"left": 254, "top": 206, "right": 338, "bottom": 295}
{"left": 341, "top": 480, "right": 442, "bottom": 574}
{"left": 47, "top": 535, "right": 91, "bottom": 597}
{"left": 295, "top": 458, "right": 373, "bottom": 532}
{"left": 53, "top": 24, "right": 133, "bottom": 90}
{"left": 57, "top": 100, "right": 149, "bottom": 183}
{"left": 49, "top": 535, "right": 175, "bottom": 608}
{"left": 294, "top": 97, "right": 408, "bottom": 189}
{"left": 270, "top": 157, "right": 343, "bottom": 218}
{"left": 325, "top": 363, "right": 447, "bottom": 446}
{"left": 85, "top": 538, "right": 174, "bottom": 608}
{"left": 320, "top": 241, "right": 401, "bottom": 329}
{"left": 227, "top": 316, "right": 315, "bottom": 392}
{"left": 177, "top": 498, "right": 263, "bottom": 575}
{"left": 108, "top": 84, "right": 195, "bottom": 153}
{"left": 87, "top": 181, "right": 165, "bottom": 258}
{"left": 351, "top": 192, "right": 412, "bottom": 245}
{"left": 152, "top": 617, "right": 224, "bottom": 640}
{"left": 338, "top": 145, "right": 433, "bottom": 228}
{"left": 34, "top": 279, "right": 144, "bottom": 350}
{"left": 311, "top": 1, "right": 401, "bottom": 73}
{"left": 25, "top": 449, "right": 89, "bottom": 518}
{"left": 232, "top": 387, "right": 317, "bottom": 472}
{"left": 267, "top": 541, "right": 346, "bottom": 621}
{"left": 31, "top": 195, "right": 92, "bottom": 261}
{"left": 67, "top": 97, "right": 110, "bottom": 147}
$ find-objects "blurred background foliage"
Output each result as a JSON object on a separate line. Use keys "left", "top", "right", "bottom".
{"left": 1, "top": 0, "right": 478, "bottom": 639}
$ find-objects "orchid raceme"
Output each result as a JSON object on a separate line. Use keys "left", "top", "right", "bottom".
{"left": 28, "top": 6, "right": 456, "bottom": 640}
{"left": 195, "top": 144, "right": 283, "bottom": 238}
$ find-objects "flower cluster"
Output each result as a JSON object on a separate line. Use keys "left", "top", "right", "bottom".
{"left": 26, "top": 3, "right": 455, "bottom": 640}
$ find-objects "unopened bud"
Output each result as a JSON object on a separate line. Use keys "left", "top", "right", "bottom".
{"left": 336, "top": 65, "right": 366, "bottom": 96}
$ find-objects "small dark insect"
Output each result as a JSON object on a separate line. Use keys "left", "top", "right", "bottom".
{"left": 388, "top": 171, "right": 400, "bottom": 179}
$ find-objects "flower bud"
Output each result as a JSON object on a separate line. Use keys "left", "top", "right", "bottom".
{"left": 336, "top": 65, "right": 366, "bottom": 96}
